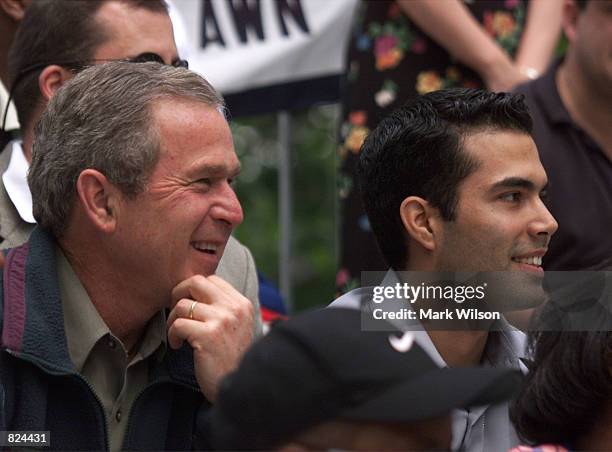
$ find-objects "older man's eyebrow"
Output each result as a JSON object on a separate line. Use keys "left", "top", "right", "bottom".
{"left": 193, "top": 162, "right": 241, "bottom": 178}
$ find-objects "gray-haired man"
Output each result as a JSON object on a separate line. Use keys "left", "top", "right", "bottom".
{"left": 0, "top": 62, "right": 253, "bottom": 451}
{"left": 0, "top": 0, "right": 260, "bottom": 321}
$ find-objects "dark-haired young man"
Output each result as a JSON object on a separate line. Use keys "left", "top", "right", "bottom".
{"left": 514, "top": 0, "right": 612, "bottom": 271}
{"left": 331, "top": 88, "right": 558, "bottom": 452}
{"left": 0, "top": 0, "right": 260, "bottom": 318}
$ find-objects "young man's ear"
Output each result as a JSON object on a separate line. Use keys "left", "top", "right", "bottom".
{"left": 0, "top": 0, "right": 29, "bottom": 22}
{"left": 38, "top": 65, "right": 74, "bottom": 101}
{"left": 399, "top": 196, "right": 442, "bottom": 252}
{"left": 75, "top": 169, "right": 119, "bottom": 234}
{"left": 561, "top": 0, "right": 581, "bottom": 44}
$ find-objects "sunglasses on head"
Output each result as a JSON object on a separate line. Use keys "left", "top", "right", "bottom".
{"left": 120, "top": 52, "right": 188, "bottom": 68}
{"left": 1, "top": 52, "right": 189, "bottom": 131}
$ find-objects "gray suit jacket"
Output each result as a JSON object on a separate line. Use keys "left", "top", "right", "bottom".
{"left": 0, "top": 142, "right": 261, "bottom": 335}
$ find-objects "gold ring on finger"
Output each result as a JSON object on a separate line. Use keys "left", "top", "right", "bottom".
{"left": 188, "top": 300, "right": 197, "bottom": 320}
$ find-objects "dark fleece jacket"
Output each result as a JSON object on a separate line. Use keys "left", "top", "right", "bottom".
{"left": 0, "top": 227, "right": 212, "bottom": 450}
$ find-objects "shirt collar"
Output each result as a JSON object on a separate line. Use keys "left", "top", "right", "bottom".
{"left": 374, "top": 270, "right": 527, "bottom": 370}
{"left": 136, "top": 310, "right": 168, "bottom": 364}
{"left": 331, "top": 270, "right": 527, "bottom": 370}
{"left": 407, "top": 309, "right": 527, "bottom": 372}
{"left": 57, "top": 245, "right": 167, "bottom": 372}
{"left": 58, "top": 244, "right": 109, "bottom": 372}
{"left": 377, "top": 270, "right": 449, "bottom": 366}
{"left": 2, "top": 140, "right": 35, "bottom": 224}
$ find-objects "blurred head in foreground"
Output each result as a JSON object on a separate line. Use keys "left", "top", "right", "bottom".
{"left": 511, "top": 275, "right": 612, "bottom": 451}
{"left": 209, "top": 308, "right": 523, "bottom": 450}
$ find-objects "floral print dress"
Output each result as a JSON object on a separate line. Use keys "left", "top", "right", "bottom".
{"left": 337, "top": 0, "right": 526, "bottom": 293}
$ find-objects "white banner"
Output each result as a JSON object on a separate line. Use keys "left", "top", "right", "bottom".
{"left": 171, "top": 0, "right": 358, "bottom": 114}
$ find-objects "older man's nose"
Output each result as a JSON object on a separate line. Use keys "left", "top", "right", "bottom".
{"left": 211, "top": 182, "right": 244, "bottom": 227}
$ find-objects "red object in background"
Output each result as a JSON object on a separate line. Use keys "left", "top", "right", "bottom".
{"left": 260, "top": 306, "right": 287, "bottom": 324}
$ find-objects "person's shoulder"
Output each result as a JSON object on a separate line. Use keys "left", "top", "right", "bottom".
{"left": 512, "top": 76, "right": 544, "bottom": 106}
{"left": 217, "top": 236, "right": 255, "bottom": 274}
{"left": 224, "top": 235, "right": 246, "bottom": 255}
{"left": 513, "top": 63, "right": 561, "bottom": 113}
{"left": 513, "top": 78, "right": 537, "bottom": 95}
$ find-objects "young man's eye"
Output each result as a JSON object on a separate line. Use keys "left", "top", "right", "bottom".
{"left": 500, "top": 192, "right": 522, "bottom": 202}
{"left": 539, "top": 189, "right": 548, "bottom": 200}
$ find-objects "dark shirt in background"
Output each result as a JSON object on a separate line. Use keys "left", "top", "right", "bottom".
{"left": 514, "top": 60, "right": 612, "bottom": 270}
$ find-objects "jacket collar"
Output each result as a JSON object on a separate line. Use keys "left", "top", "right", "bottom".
{"left": 1, "top": 226, "right": 199, "bottom": 388}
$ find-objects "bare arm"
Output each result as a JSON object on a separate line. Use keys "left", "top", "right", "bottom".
{"left": 514, "top": 0, "right": 563, "bottom": 76}
{"left": 397, "top": 0, "right": 524, "bottom": 91}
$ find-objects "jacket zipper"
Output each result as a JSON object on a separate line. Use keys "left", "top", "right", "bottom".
{"left": 123, "top": 377, "right": 201, "bottom": 450}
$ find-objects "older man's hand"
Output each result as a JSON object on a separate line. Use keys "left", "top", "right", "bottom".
{"left": 166, "top": 274, "right": 255, "bottom": 402}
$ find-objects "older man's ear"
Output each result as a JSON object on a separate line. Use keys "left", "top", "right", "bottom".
{"left": 75, "top": 169, "right": 119, "bottom": 234}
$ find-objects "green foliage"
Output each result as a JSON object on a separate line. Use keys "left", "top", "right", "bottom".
{"left": 231, "top": 105, "right": 339, "bottom": 312}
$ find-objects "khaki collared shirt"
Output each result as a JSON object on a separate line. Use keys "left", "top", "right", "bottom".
{"left": 58, "top": 247, "right": 166, "bottom": 452}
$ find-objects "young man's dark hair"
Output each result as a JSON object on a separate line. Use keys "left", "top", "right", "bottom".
{"left": 7, "top": 0, "right": 167, "bottom": 128}
{"left": 358, "top": 88, "right": 533, "bottom": 270}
